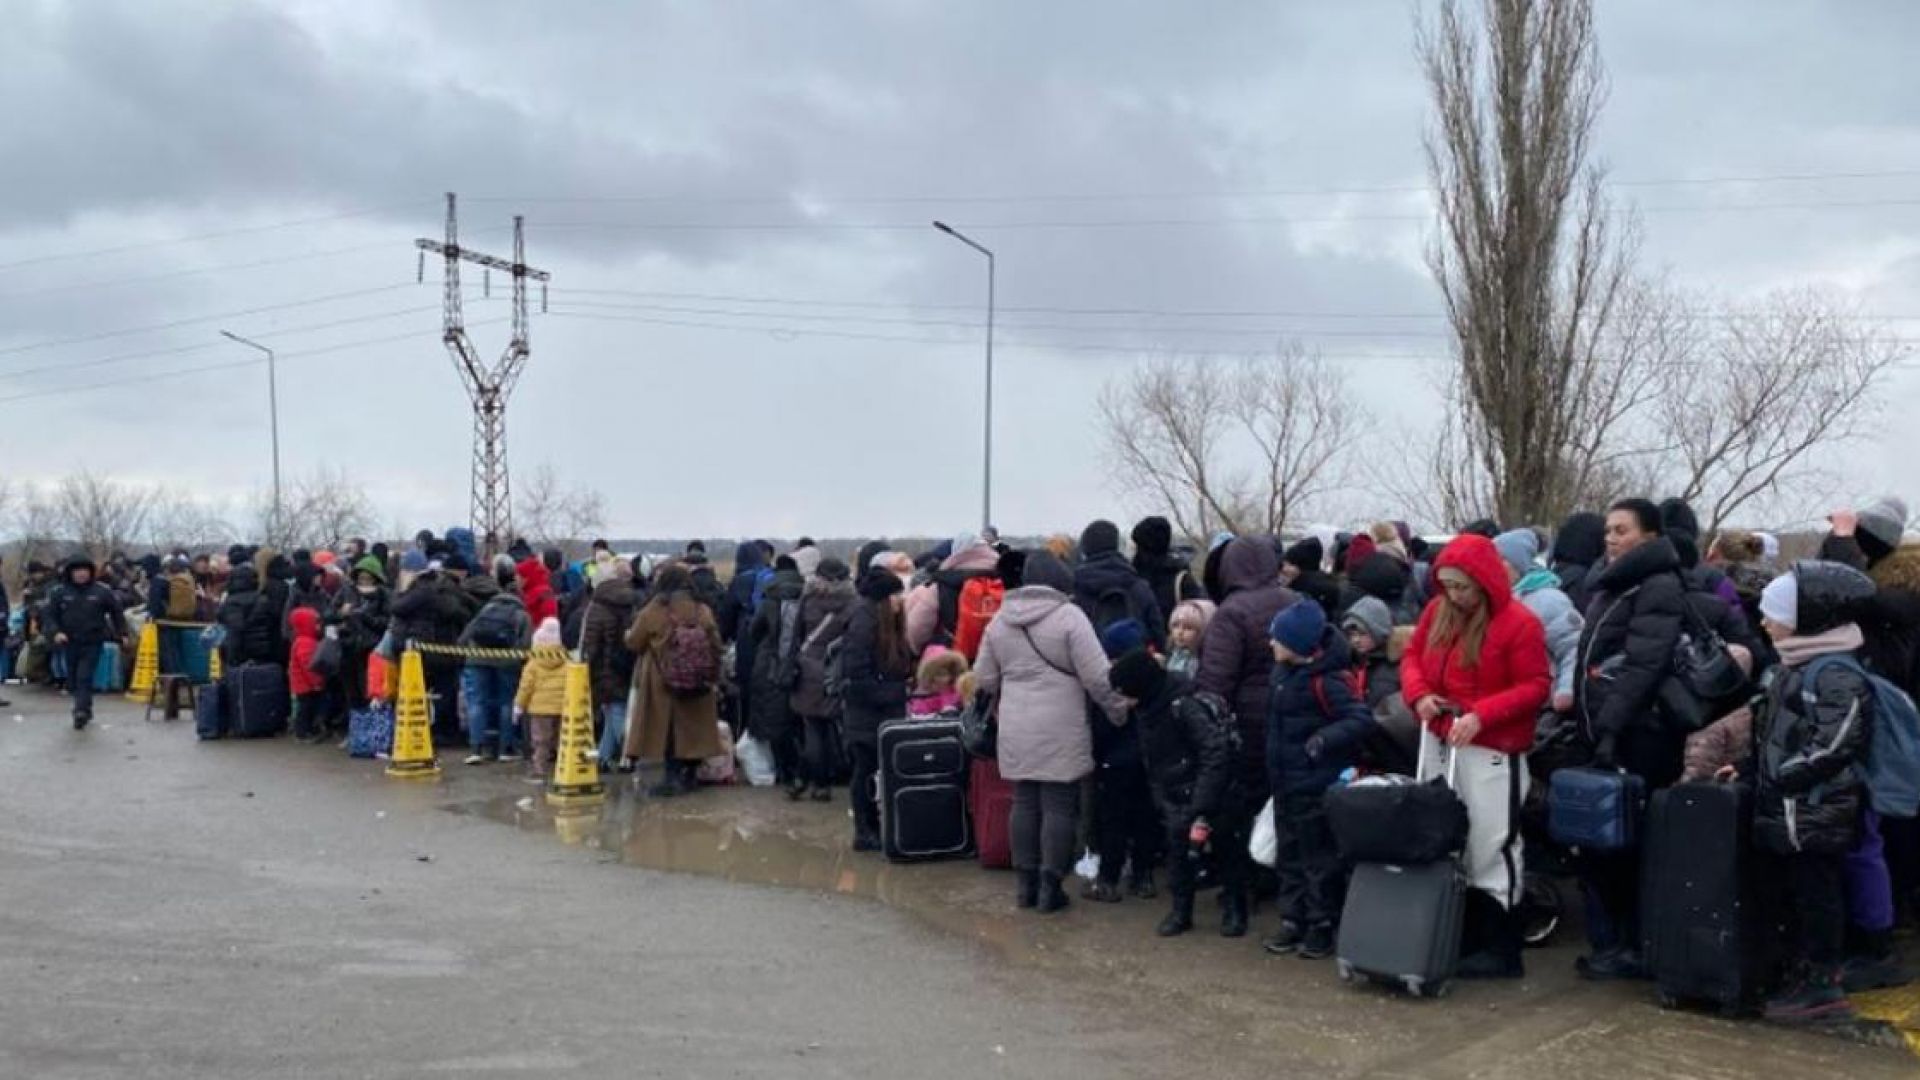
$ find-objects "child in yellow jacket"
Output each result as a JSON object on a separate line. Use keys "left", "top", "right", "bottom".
{"left": 514, "top": 618, "right": 570, "bottom": 780}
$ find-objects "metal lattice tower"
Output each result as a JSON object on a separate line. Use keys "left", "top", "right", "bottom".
{"left": 415, "top": 192, "right": 549, "bottom": 558}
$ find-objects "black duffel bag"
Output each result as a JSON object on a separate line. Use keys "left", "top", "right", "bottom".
{"left": 1326, "top": 774, "right": 1469, "bottom": 865}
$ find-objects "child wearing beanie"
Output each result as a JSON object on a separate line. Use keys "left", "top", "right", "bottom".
{"left": 1262, "top": 599, "right": 1376, "bottom": 961}
{"left": 514, "top": 618, "right": 570, "bottom": 782}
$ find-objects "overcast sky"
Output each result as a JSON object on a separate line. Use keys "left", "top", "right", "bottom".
{"left": 4, "top": 0, "right": 1918, "bottom": 540}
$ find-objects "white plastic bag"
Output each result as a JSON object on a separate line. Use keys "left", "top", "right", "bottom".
{"left": 1249, "top": 798, "right": 1278, "bottom": 868}
{"left": 735, "top": 731, "right": 776, "bottom": 787}
{"left": 697, "top": 721, "right": 737, "bottom": 785}
{"left": 1073, "top": 849, "right": 1101, "bottom": 882}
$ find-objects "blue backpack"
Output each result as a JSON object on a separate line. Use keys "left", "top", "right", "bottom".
{"left": 1803, "top": 655, "right": 1920, "bottom": 819}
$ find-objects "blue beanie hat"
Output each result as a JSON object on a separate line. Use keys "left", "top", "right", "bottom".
{"left": 400, "top": 550, "right": 428, "bottom": 574}
{"left": 1100, "top": 617, "right": 1149, "bottom": 659}
{"left": 1268, "top": 599, "right": 1327, "bottom": 657}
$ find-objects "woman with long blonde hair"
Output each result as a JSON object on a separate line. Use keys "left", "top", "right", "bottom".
{"left": 1399, "top": 534, "right": 1550, "bottom": 979}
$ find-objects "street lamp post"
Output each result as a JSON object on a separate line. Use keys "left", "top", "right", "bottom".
{"left": 933, "top": 221, "right": 994, "bottom": 535}
{"left": 218, "top": 330, "right": 282, "bottom": 540}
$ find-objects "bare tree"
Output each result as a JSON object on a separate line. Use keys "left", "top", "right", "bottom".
{"left": 54, "top": 469, "right": 154, "bottom": 559}
{"left": 1421, "top": 0, "right": 1635, "bottom": 527}
{"left": 258, "top": 468, "right": 378, "bottom": 552}
{"left": 513, "top": 463, "right": 608, "bottom": 556}
{"left": 1659, "top": 289, "right": 1903, "bottom": 533}
{"left": 1098, "top": 347, "right": 1367, "bottom": 540}
{"left": 4, "top": 482, "right": 65, "bottom": 582}
{"left": 146, "top": 488, "right": 238, "bottom": 554}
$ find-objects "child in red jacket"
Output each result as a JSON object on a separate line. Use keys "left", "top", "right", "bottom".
{"left": 287, "top": 607, "right": 330, "bottom": 744}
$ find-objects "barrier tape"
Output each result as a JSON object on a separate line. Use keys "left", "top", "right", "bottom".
{"left": 404, "top": 640, "right": 570, "bottom": 662}
{"left": 151, "top": 620, "right": 215, "bottom": 629}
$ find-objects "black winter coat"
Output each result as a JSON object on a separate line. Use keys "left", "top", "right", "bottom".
{"left": 389, "top": 574, "right": 467, "bottom": 649}
{"left": 1266, "top": 628, "right": 1375, "bottom": 797}
{"left": 1072, "top": 552, "right": 1167, "bottom": 651}
{"left": 1133, "top": 674, "right": 1244, "bottom": 825}
{"left": 1754, "top": 652, "right": 1872, "bottom": 855}
{"left": 330, "top": 586, "right": 392, "bottom": 654}
{"left": 746, "top": 569, "right": 805, "bottom": 741}
{"left": 1575, "top": 538, "right": 1687, "bottom": 741}
{"left": 1132, "top": 550, "right": 1201, "bottom": 633}
{"left": 1197, "top": 537, "right": 1296, "bottom": 795}
{"left": 839, "top": 601, "right": 911, "bottom": 744}
{"left": 1821, "top": 535, "right": 1920, "bottom": 695}
{"left": 580, "top": 577, "right": 639, "bottom": 707}
{"left": 46, "top": 563, "right": 127, "bottom": 647}
{"left": 217, "top": 567, "right": 280, "bottom": 666}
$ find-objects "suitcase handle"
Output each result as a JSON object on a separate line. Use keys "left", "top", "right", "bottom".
{"left": 1415, "top": 713, "right": 1461, "bottom": 790}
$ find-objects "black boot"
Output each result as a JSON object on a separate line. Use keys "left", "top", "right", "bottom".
{"left": 1458, "top": 899, "right": 1525, "bottom": 979}
{"left": 1220, "top": 889, "right": 1249, "bottom": 939}
{"left": 1016, "top": 870, "right": 1040, "bottom": 910}
{"left": 1158, "top": 892, "right": 1195, "bottom": 937}
{"left": 1037, "top": 872, "right": 1071, "bottom": 914}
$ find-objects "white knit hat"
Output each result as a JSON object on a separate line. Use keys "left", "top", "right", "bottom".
{"left": 1759, "top": 573, "right": 1798, "bottom": 630}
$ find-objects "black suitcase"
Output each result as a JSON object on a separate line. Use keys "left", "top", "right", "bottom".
{"left": 1641, "top": 781, "right": 1757, "bottom": 1013}
{"left": 878, "top": 715, "right": 972, "bottom": 862}
{"left": 1336, "top": 860, "right": 1465, "bottom": 998}
{"left": 195, "top": 681, "right": 227, "bottom": 740}
{"left": 227, "top": 663, "right": 289, "bottom": 739}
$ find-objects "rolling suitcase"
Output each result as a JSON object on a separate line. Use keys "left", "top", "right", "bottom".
{"left": 1547, "top": 766, "right": 1647, "bottom": 852}
{"left": 1641, "top": 782, "right": 1758, "bottom": 1014}
{"left": 195, "top": 681, "right": 227, "bottom": 740}
{"left": 878, "top": 715, "right": 973, "bottom": 863}
{"left": 970, "top": 756, "right": 1015, "bottom": 869}
{"left": 227, "top": 663, "right": 289, "bottom": 738}
{"left": 1336, "top": 735, "right": 1464, "bottom": 998}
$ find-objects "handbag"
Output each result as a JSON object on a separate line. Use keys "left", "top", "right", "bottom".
{"left": 959, "top": 688, "right": 997, "bottom": 759}
{"left": 1671, "top": 574, "right": 1745, "bottom": 702}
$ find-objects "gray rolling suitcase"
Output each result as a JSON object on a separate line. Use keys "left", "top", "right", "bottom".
{"left": 1335, "top": 736, "right": 1464, "bottom": 998}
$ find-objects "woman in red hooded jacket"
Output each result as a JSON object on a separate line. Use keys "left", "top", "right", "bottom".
{"left": 1400, "top": 533, "right": 1550, "bottom": 979}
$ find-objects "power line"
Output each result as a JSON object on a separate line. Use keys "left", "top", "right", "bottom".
{"left": 0, "top": 282, "right": 422, "bottom": 358}
{"left": 468, "top": 166, "right": 1920, "bottom": 208}
{"left": 0, "top": 318, "right": 511, "bottom": 407}
{"left": 0, "top": 201, "right": 434, "bottom": 275}
{"left": 549, "top": 285, "right": 1920, "bottom": 325}
{"left": 0, "top": 304, "right": 447, "bottom": 383}
{"left": 523, "top": 197, "right": 1920, "bottom": 235}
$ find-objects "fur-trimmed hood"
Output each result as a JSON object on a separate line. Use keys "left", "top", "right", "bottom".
{"left": 1871, "top": 544, "right": 1920, "bottom": 595}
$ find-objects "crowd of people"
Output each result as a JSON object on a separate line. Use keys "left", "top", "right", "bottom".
{"left": 5, "top": 498, "right": 1918, "bottom": 1028}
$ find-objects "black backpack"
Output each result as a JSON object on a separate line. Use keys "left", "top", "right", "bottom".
{"left": 468, "top": 601, "right": 521, "bottom": 649}
{"left": 1091, "top": 586, "right": 1144, "bottom": 638}
{"left": 773, "top": 597, "right": 804, "bottom": 690}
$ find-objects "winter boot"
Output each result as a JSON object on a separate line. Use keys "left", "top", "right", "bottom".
{"left": 1081, "top": 878, "right": 1124, "bottom": 903}
{"left": 1016, "top": 870, "right": 1040, "bottom": 910}
{"left": 1263, "top": 919, "right": 1305, "bottom": 956}
{"left": 1458, "top": 902, "right": 1525, "bottom": 979}
{"left": 1038, "top": 872, "right": 1072, "bottom": 914}
{"left": 1220, "top": 889, "right": 1249, "bottom": 939}
{"left": 1763, "top": 969, "right": 1855, "bottom": 1025}
{"left": 1158, "top": 892, "right": 1195, "bottom": 937}
{"left": 1129, "top": 866, "right": 1158, "bottom": 900}
{"left": 1841, "top": 929, "right": 1913, "bottom": 993}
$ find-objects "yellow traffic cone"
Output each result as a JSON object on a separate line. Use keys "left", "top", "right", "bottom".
{"left": 126, "top": 622, "right": 160, "bottom": 702}
{"left": 385, "top": 648, "right": 441, "bottom": 780}
{"left": 546, "top": 659, "right": 604, "bottom": 807}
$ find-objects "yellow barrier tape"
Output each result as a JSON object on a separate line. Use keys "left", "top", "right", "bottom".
{"left": 404, "top": 640, "right": 570, "bottom": 662}
{"left": 151, "top": 620, "right": 216, "bottom": 629}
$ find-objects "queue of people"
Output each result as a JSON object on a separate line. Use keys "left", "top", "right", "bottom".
{"left": 6, "top": 500, "right": 1917, "bottom": 1028}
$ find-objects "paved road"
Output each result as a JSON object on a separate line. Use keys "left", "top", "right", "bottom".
{"left": 0, "top": 691, "right": 1911, "bottom": 1079}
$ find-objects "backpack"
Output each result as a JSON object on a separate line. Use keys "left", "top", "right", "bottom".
{"left": 821, "top": 638, "right": 847, "bottom": 712}
{"left": 745, "top": 567, "right": 775, "bottom": 620}
{"left": 1183, "top": 689, "right": 1244, "bottom": 758}
{"left": 467, "top": 601, "right": 522, "bottom": 650}
{"left": 1091, "top": 585, "right": 1144, "bottom": 638}
{"left": 1310, "top": 668, "right": 1365, "bottom": 719}
{"left": 661, "top": 615, "right": 719, "bottom": 696}
{"left": 934, "top": 570, "right": 994, "bottom": 646}
{"left": 952, "top": 577, "right": 1005, "bottom": 663}
{"left": 1803, "top": 655, "right": 1920, "bottom": 818}
{"left": 773, "top": 597, "right": 805, "bottom": 690}
{"left": 166, "top": 576, "right": 197, "bottom": 621}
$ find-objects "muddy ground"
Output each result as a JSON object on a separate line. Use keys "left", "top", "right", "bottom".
{"left": 0, "top": 692, "right": 1913, "bottom": 1078}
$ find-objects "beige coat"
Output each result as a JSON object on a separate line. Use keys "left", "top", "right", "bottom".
{"left": 622, "top": 595, "right": 725, "bottom": 763}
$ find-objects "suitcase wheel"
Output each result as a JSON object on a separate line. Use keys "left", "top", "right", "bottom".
{"left": 1419, "top": 979, "right": 1451, "bottom": 1000}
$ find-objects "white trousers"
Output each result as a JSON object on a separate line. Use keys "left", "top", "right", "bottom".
{"left": 1417, "top": 729, "right": 1529, "bottom": 910}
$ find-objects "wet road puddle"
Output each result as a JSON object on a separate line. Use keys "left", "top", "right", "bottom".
{"left": 442, "top": 782, "right": 1036, "bottom": 946}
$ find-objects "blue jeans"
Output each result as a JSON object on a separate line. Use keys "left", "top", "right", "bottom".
{"left": 462, "top": 664, "right": 522, "bottom": 756}
{"left": 598, "top": 701, "right": 628, "bottom": 766}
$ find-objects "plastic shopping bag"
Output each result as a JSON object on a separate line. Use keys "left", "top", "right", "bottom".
{"left": 735, "top": 731, "right": 776, "bottom": 787}
{"left": 1249, "top": 797, "right": 1278, "bottom": 868}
